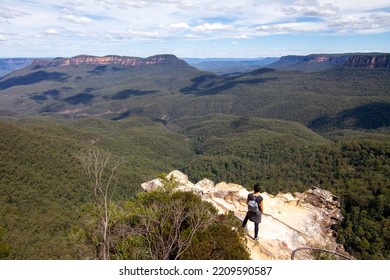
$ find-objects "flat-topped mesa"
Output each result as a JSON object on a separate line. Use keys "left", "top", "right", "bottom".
{"left": 31, "top": 54, "right": 184, "bottom": 68}
{"left": 141, "top": 170, "right": 351, "bottom": 260}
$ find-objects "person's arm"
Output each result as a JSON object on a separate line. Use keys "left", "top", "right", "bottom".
{"left": 246, "top": 193, "right": 250, "bottom": 204}
{"left": 259, "top": 200, "right": 264, "bottom": 213}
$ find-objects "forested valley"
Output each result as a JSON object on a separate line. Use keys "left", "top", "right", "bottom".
{"left": 0, "top": 55, "right": 389, "bottom": 259}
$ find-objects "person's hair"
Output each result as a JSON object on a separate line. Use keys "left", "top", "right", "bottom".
{"left": 253, "top": 183, "right": 261, "bottom": 193}
{"left": 248, "top": 193, "right": 255, "bottom": 201}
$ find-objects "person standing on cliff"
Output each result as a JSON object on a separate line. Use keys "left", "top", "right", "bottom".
{"left": 242, "top": 183, "right": 264, "bottom": 240}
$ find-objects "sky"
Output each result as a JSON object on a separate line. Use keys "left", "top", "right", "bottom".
{"left": 0, "top": 0, "right": 389, "bottom": 58}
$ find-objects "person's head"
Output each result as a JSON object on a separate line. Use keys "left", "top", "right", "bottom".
{"left": 248, "top": 193, "right": 255, "bottom": 201}
{"left": 253, "top": 183, "right": 261, "bottom": 193}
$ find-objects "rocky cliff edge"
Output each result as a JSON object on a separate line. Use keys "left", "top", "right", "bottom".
{"left": 31, "top": 54, "right": 185, "bottom": 68}
{"left": 141, "top": 170, "right": 351, "bottom": 260}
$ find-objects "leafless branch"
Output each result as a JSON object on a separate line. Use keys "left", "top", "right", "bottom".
{"left": 75, "top": 148, "right": 122, "bottom": 260}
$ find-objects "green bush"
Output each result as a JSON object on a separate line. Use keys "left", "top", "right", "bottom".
{"left": 110, "top": 187, "right": 250, "bottom": 260}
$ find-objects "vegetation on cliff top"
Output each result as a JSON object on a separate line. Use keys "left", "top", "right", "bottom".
{"left": 0, "top": 115, "right": 388, "bottom": 259}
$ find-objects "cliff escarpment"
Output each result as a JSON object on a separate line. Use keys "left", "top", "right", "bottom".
{"left": 343, "top": 54, "right": 390, "bottom": 69}
{"left": 270, "top": 53, "right": 390, "bottom": 72}
{"left": 31, "top": 54, "right": 187, "bottom": 68}
{"left": 142, "top": 170, "right": 352, "bottom": 260}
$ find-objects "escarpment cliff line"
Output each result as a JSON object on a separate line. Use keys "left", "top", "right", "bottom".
{"left": 142, "top": 170, "right": 351, "bottom": 260}
{"left": 343, "top": 54, "right": 390, "bottom": 69}
{"left": 31, "top": 54, "right": 185, "bottom": 68}
{"left": 269, "top": 53, "right": 390, "bottom": 72}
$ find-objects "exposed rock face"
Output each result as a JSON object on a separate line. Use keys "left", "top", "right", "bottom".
{"left": 32, "top": 54, "right": 186, "bottom": 68}
{"left": 270, "top": 53, "right": 390, "bottom": 72}
{"left": 141, "top": 170, "right": 351, "bottom": 260}
{"left": 343, "top": 54, "right": 390, "bottom": 69}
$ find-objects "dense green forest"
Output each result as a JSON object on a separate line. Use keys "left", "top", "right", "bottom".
{"left": 0, "top": 115, "right": 388, "bottom": 259}
{"left": 0, "top": 60, "right": 389, "bottom": 259}
{"left": 0, "top": 117, "right": 193, "bottom": 258}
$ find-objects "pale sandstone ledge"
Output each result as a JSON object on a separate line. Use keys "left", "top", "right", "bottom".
{"left": 141, "top": 170, "right": 351, "bottom": 260}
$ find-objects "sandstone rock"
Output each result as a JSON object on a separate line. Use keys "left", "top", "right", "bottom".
{"left": 344, "top": 54, "right": 390, "bottom": 69}
{"left": 141, "top": 170, "right": 351, "bottom": 260}
{"left": 141, "top": 178, "right": 163, "bottom": 192}
{"left": 32, "top": 54, "right": 185, "bottom": 68}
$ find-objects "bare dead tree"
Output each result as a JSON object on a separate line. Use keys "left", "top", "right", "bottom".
{"left": 75, "top": 149, "right": 122, "bottom": 260}
{"left": 135, "top": 192, "right": 215, "bottom": 260}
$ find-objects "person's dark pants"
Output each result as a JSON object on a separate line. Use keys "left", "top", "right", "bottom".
{"left": 242, "top": 213, "right": 259, "bottom": 238}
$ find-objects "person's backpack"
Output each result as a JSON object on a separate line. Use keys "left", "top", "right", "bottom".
{"left": 248, "top": 200, "right": 259, "bottom": 213}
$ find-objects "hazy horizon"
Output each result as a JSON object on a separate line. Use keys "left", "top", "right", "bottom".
{"left": 2, "top": 51, "right": 390, "bottom": 61}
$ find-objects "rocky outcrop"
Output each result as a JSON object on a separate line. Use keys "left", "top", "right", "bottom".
{"left": 141, "top": 170, "right": 351, "bottom": 260}
{"left": 269, "top": 53, "right": 390, "bottom": 72}
{"left": 343, "top": 54, "right": 390, "bottom": 69}
{"left": 31, "top": 54, "right": 186, "bottom": 68}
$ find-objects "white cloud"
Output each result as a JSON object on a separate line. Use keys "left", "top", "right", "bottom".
{"left": 192, "top": 23, "right": 233, "bottom": 32}
{"left": 282, "top": 0, "right": 339, "bottom": 18}
{"left": 64, "top": 1, "right": 88, "bottom": 9}
{"left": 96, "top": 0, "right": 148, "bottom": 9}
{"left": 169, "top": 22, "right": 190, "bottom": 29}
{"left": 255, "top": 21, "right": 328, "bottom": 35}
{"left": 177, "top": 0, "right": 195, "bottom": 9}
{"left": 106, "top": 29, "right": 159, "bottom": 40}
{"left": 61, "top": 14, "right": 92, "bottom": 24}
{"left": 0, "top": 7, "right": 30, "bottom": 19}
{"left": 0, "top": 35, "right": 7, "bottom": 41}
{"left": 327, "top": 11, "right": 390, "bottom": 34}
{"left": 233, "top": 34, "right": 249, "bottom": 39}
{"left": 45, "top": 29, "right": 59, "bottom": 35}
{"left": 184, "top": 34, "right": 200, "bottom": 39}
{"left": 330, "top": 0, "right": 390, "bottom": 11}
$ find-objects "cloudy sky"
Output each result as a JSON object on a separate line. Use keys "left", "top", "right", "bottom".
{"left": 1, "top": 0, "right": 389, "bottom": 58}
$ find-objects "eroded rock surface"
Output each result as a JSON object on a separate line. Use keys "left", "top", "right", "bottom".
{"left": 141, "top": 170, "right": 351, "bottom": 260}
{"left": 32, "top": 54, "right": 185, "bottom": 68}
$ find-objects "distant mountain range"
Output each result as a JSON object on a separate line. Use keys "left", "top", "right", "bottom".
{"left": 268, "top": 53, "right": 390, "bottom": 72}
{"left": 0, "top": 53, "right": 389, "bottom": 132}
{"left": 183, "top": 57, "right": 279, "bottom": 75}
{"left": 0, "top": 58, "right": 34, "bottom": 77}
{"left": 182, "top": 53, "right": 390, "bottom": 75}
{"left": 1, "top": 53, "right": 389, "bottom": 78}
